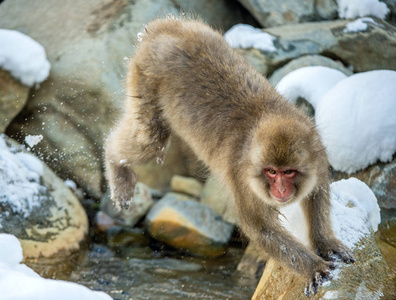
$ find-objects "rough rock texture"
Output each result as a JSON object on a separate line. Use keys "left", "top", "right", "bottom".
{"left": 0, "top": 0, "right": 250, "bottom": 198}
{"left": 146, "top": 195, "right": 234, "bottom": 257}
{"left": 0, "top": 136, "right": 88, "bottom": 264}
{"left": 170, "top": 175, "right": 203, "bottom": 198}
{"left": 200, "top": 176, "right": 237, "bottom": 225}
{"left": 0, "top": 70, "right": 30, "bottom": 133}
{"left": 236, "top": 243, "right": 267, "bottom": 280}
{"left": 100, "top": 182, "right": 154, "bottom": 227}
{"left": 238, "top": 18, "right": 396, "bottom": 76}
{"left": 269, "top": 54, "right": 353, "bottom": 86}
{"left": 238, "top": 0, "right": 338, "bottom": 28}
{"left": 253, "top": 232, "right": 395, "bottom": 300}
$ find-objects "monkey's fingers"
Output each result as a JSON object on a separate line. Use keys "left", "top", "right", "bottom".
{"left": 304, "top": 267, "right": 332, "bottom": 297}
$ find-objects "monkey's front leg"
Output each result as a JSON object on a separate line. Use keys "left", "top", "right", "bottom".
{"left": 304, "top": 187, "right": 355, "bottom": 264}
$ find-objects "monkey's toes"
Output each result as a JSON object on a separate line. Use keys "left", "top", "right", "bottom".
{"left": 304, "top": 270, "right": 332, "bottom": 297}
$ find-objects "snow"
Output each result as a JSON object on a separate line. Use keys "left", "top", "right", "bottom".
{"left": 337, "top": 0, "right": 390, "bottom": 19}
{"left": 25, "top": 134, "right": 43, "bottom": 148}
{"left": 0, "top": 29, "right": 51, "bottom": 87}
{"left": 280, "top": 178, "right": 380, "bottom": 250}
{"left": 276, "top": 66, "right": 347, "bottom": 109}
{"left": 344, "top": 17, "right": 378, "bottom": 33}
{"left": 0, "top": 135, "right": 45, "bottom": 217}
{"left": 316, "top": 70, "right": 396, "bottom": 173}
{"left": 0, "top": 233, "right": 112, "bottom": 300}
{"left": 276, "top": 68, "right": 396, "bottom": 174}
{"left": 224, "top": 24, "right": 276, "bottom": 52}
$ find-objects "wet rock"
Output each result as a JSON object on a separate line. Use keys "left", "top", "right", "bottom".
{"left": 94, "top": 211, "right": 117, "bottom": 233}
{"left": 238, "top": 0, "right": 338, "bottom": 28}
{"left": 170, "top": 175, "right": 203, "bottom": 198}
{"left": 236, "top": 243, "right": 267, "bottom": 280}
{"left": 0, "top": 0, "right": 251, "bottom": 199}
{"left": 0, "top": 135, "right": 88, "bottom": 263}
{"left": 253, "top": 231, "right": 395, "bottom": 299}
{"left": 100, "top": 182, "right": 154, "bottom": 227}
{"left": 269, "top": 54, "right": 353, "bottom": 86}
{"left": 162, "top": 192, "right": 194, "bottom": 202}
{"left": 145, "top": 195, "right": 233, "bottom": 257}
{"left": 106, "top": 226, "right": 149, "bottom": 248}
{"left": 238, "top": 18, "right": 396, "bottom": 76}
{"left": 0, "top": 70, "right": 29, "bottom": 133}
{"left": 200, "top": 176, "right": 237, "bottom": 224}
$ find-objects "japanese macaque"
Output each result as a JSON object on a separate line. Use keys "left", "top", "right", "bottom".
{"left": 105, "top": 18, "right": 355, "bottom": 296}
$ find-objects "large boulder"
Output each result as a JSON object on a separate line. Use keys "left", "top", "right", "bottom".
{"left": 238, "top": 0, "right": 338, "bottom": 28}
{"left": 234, "top": 18, "right": 396, "bottom": 76}
{"left": 0, "top": 70, "right": 29, "bottom": 133}
{"left": 0, "top": 135, "right": 88, "bottom": 275}
{"left": 0, "top": 0, "right": 251, "bottom": 198}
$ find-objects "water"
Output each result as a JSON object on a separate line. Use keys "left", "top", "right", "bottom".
{"left": 67, "top": 242, "right": 257, "bottom": 300}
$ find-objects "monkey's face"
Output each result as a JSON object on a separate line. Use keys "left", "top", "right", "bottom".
{"left": 263, "top": 167, "right": 297, "bottom": 203}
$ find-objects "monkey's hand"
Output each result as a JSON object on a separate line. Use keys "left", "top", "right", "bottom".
{"left": 304, "top": 259, "right": 334, "bottom": 297}
{"left": 315, "top": 238, "right": 355, "bottom": 264}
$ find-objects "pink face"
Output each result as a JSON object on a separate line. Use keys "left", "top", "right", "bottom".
{"left": 264, "top": 167, "right": 297, "bottom": 203}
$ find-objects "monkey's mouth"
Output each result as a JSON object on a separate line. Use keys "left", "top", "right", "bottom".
{"left": 274, "top": 196, "right": 291, "bottom": 203}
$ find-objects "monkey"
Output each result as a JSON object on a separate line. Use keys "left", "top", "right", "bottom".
{"left": 104, "top": 18, "right": 355, "bottom": 296}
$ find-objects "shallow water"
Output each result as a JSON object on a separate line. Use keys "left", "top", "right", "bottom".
{"left": 67, "top": 242, "right": 256, "bottom": 300}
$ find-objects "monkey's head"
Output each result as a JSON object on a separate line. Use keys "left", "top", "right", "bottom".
{"left": 247, "top": 114, "right": 325, "bottom": 207}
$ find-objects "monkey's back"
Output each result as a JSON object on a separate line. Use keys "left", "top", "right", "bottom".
{"left": 127, "top": 18, "right": 309, "bottom": 170}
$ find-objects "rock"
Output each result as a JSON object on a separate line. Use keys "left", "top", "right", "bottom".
{"left": 200, "top": 176, "right": 237, "bottom": 224}
{"left": 253, "top": 232, "right": 395, "bottom": 299}
{"left": 0, "top": 70, "right": 29, "bottom": 133}
{"left": 0, "top": 0, "right": 250, "bottom": 198}
{"left": 100, "top": 182, "right": 154, "bottom": 227}
{"left": 162, "top": 192, "right": 195, "bottom": 202}
{"left": 0, "top": 135, "right": 88, "bottom": 266}
{"left": 238, "top": 0, "right": 338, "bottom": 28}
{"left": 238, "top": 18, "right": 396, "bottom": 76}
{"left": 105, "top": 226, "right": 149, "bottom": 248}
{"left": 236, "top": 243, "right": 267, "bottom": 280}
{"left": 269, "top": 54, "right": 353, "bottom": 86}
{"left": 145, "top": 195, "right": 234, "bottom": 257}
{"left": 94, "top": 211, "right": 117, "bottom": 233}
{"left": 170, "top": 175, "right": 203, "bottom": 198}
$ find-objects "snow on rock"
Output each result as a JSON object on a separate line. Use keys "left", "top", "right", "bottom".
{"left": 337, "top": 0, "right": 390, "bottom": 19}
{"left": 343, "top": 17, "right": 378, "bottom": 33}
{"left": 0, "top": 233, "right": 112, "bottom": 300}
{"left": 0, "top": 29, "right": 50, "bottom": 87}
{"left": 25, "top": 134, "right": 43, "bottom": 148}
{"left": 280, "top": 178, "right": 380, "bottom": 250}
{"left": 224, "top": 24, "right": 276, "bottom": 52}
{"left": 0, "top": 134, "right": 45, "bottom": 217}
{"left": 330, "top": 178, "right": 380, "bottom": 249}
{"left": 316, "top": 70, "right": 396, "bottom": 173}
{"left": 276, "top": 66, "right": 347, "bottom": 109}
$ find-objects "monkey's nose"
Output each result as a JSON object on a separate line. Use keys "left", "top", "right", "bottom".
{"left": 277, "top": 187, "right": 286, "bottom": 195}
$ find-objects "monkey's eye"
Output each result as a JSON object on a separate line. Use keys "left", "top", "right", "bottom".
{"left": 268, "top": 169, "right": 276, "bottom": 175}
{"left": 283, "top": 170, "right": 296, "bottom": 176}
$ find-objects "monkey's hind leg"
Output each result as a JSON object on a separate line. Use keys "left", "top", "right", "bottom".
{"left": 105, "top": 101, "right": 170, "bottom": 210}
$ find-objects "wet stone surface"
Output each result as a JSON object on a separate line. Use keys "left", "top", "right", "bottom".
{"left": 67, "top": 243, "right": 256, "bottom": 300}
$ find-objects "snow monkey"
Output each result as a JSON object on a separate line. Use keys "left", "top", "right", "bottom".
{"left": 105, "top": 18, "right": 355, "bottom": 296}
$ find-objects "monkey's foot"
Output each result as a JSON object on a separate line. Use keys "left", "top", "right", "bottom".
{"left": 304, "top": 261, "right": 334, "bottom": 297}
{"left": 317, "top": 239, "right": 356, "bottom": 264}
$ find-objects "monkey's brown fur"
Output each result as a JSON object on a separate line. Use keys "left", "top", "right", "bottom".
{"left": 105, "top": 18, "right": 354, "bottom": 295}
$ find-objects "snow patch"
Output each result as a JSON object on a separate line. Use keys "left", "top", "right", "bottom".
{"left": 25, "top": 134, "right": 43, "bottom": 148}
{"left": 0, "top": 29, "right": 51, "bottom": 87}
{"left": 224, "top": 24, "right": 276, "bottom": 52}
{"left": 337, "top": 0, "right": 389, "bottom": 19}
{"left": 344, "top": 17, "right": 378, "bottom": 33}
{"left": 0, "top": 135, "right": 45, "bottom": 217}
{"left": 0, "top": 234, "right": 112, "bottom": 300}
{"left": 276, "top": 66, "right": 347, "bottom": 109}
{"left": 64, "top": 179, "right": 77, "bottom": 191}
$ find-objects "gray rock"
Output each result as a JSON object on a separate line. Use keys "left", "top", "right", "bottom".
{"left": 238, "top": 0, "right": 338, "bottom": 28}
{"left": 0, "top": 0, "right": 250, "bottom": 198}
{"left": 0, "top": 70, "right": 29, "bottom": 133}
{"left": 238, "top": 19, "right": 396, "bottom": 76}
{"left": 146, "top": 195, "right": 234, "bottom": 257}
{"left": 269, "top": 54, "right": 353, "bottom": 86}
{"left": 171, "top": 175, "right": 203, "bottom": 198}
{"left": 0, "top": 135, "right": 88, "bottom": 264}
{"left": 200, "top": 176, "right": 237, "bottom": 225}
{"left": 100, "top": 182, "right": 154, "bottom": 227}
